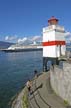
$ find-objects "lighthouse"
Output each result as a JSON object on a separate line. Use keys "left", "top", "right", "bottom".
{"left": 43, "top": 16, "right": 66, "bottom": 71}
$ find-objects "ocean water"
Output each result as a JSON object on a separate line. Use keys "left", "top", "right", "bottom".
{"left": 0, "top": 51, "right": 42, "bottom": 108}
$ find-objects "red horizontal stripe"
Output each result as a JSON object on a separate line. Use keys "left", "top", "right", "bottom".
{"left": 43, "top": 41, "right": 66, "bottom": 46}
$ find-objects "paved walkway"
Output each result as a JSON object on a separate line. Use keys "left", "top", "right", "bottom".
{"left": 28, "top": 72, "right": 67, "bottom": 108}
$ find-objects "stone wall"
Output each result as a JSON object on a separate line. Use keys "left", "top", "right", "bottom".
{"left": 50, "top": 62, "right": 71, "bottom": 105}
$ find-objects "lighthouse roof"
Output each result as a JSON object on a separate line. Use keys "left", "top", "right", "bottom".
{"left": 48, "top": 16, "right": 58, "bottom": 22}
{"left": 48, "top": 16, "right": 58, "bottom": 25}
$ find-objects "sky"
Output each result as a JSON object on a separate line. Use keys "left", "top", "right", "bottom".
{"left": 0, "top": 0, "right": 71, "bottom": 43}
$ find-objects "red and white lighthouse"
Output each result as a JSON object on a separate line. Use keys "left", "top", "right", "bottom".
{"left": 43, "top": 16, "right": 66, "bottom": 71}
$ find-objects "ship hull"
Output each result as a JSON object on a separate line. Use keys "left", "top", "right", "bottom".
{"left": 2, "top": 48, "right": 42, "bottom": 52}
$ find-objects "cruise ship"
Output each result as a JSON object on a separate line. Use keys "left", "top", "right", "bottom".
{"left": 3, "top": 44, "right": 43, "bottom": 52}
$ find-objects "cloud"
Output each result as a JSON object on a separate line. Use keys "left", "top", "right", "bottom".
{"left": 65, "top": 32, "right": 71, "bottom": 37}
{"left": 5, "top": 35, "right": 17, "bottom": 41}
{"left": 17, "top": 37, "right": 28, "bottom": 44}
{"left": 65, "top": 32, "right": 71, "bottom": 43}
{"left": 30, "top": 36, "right": 42, "bottom": 43}
{"left": 4, "top": 35, "right": 42, "bottom": 44}
{"left": 17, "top": 35, "right": 42, "bottom": 44}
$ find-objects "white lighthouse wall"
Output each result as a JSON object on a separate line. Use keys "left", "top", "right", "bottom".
{"left": 61, "top": 45, "right": 66, "bottom": 55}
{"left": 55, "top": 32, "right": 66, "bottom": 55}
{"left": 43, "top": 45, "right": 65, "bottom": 57}
{"left": 55, "top": 32, "right": 65, "bottom": 41}
{"left": 43, "top": 30, "right": 56, "bottom": 57}
{"left": 43, "top": 45, "right": 64, "bottom": 57}
{"left": 43, "top": 30, "right": 55, "bottom": 42}
{"left": 43, "top": 29, "right": 66, "bottom": 57}
{"left": 56, "top": 45, "right": 60, "bottom": 57}
{"left": 43, "top": 46, "right": 57, "bottom": 57}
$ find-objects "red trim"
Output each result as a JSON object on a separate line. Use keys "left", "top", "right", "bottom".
{"left": 43, "top": 41, "right": 66, "bottom": 46}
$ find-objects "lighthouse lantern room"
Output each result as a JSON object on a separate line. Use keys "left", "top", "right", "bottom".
{"left": 43, "top": 16, "right": 66, "bottom": 71}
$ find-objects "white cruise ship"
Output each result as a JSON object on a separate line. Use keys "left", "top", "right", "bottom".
{"left": 3, "top": 44, "right": 43, "bottom": 52}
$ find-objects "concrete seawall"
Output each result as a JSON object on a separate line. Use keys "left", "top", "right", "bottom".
{"left": 50, "top": 61, "right": 71, "bottom": 105}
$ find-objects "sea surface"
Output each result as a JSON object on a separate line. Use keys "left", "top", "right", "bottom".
{"left": 0, "top": 51, "right": 42, "bottom": 108}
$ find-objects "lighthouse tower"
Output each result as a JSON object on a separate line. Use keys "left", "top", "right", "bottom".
{"left": 43, "top": 16, "right": 66, "bottom": 71}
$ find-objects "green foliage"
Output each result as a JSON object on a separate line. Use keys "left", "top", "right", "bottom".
{"left": 22, "top": 93, "right": 29, "bottom": 108}
{"left": 64, "top": 100, "right": 69, "bottom": 105}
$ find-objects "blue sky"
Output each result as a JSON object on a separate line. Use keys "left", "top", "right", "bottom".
{"left": 0, "top": 0, "right": 71, "bottom": 43}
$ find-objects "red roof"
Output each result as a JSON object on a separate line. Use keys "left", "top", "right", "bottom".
{"left": 48, "top": 16, "right": 58, "bottom": 23}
